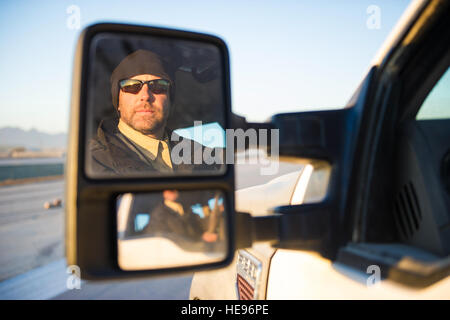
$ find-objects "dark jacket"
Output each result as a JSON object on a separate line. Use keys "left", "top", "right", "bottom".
{"left": 143, "top": 201, "right": 205, "bottom": 241}
{"left": 88, "top": 118, "right": 224, "bottom": 176}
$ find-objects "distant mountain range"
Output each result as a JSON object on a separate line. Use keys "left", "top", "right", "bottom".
{"left": 0, "top": 127, "right": 67, "bottom": 150}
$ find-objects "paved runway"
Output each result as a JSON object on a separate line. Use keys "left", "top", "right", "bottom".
{"left": 0, "top": 157, "right": 302, "bottom": 299}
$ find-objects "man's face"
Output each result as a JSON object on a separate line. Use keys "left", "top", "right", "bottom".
{"left": 118, "top": 74, "right": 170, "bottom": 137}
{"left": 163, "top": 190, "right": 179, "bottom": 201}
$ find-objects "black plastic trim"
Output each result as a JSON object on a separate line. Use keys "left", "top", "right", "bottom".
{"left": 337, "top": 243, "right": 450, "bottom": 288}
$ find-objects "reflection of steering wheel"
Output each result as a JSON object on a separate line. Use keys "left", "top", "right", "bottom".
{"left": 206, "top": 193, "right": 223, "bottom": 234}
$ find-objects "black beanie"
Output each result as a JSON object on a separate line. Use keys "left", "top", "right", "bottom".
{"left": 110, "top": 49, "right": 172, "bottom": 108}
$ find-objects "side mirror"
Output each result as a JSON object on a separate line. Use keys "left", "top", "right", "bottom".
{"left": 65, "top": 23, "right": 235, "bottom": 279}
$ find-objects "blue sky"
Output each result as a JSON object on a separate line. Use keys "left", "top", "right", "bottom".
{"left": 0, "top": 0, "right": 411, "bottom": 134}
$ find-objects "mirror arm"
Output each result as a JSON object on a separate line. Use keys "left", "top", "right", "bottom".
{"left": 231, "top": 113, "right": 274, "bottom": 131}
{"left": 231, "top": 113, "right": 275, "bottom": 150}
{"left": 235, "top": 211, "right": 279, "bottom": 248}
{"left": 235, "top": 204, "right": 331, "bottom": 252}
{"left": 231, "top": 111, "right": 335, "bottom": 159}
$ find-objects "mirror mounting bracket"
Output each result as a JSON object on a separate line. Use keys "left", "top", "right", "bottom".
{"left": 236, "top": 203, "right": 331, "bottom": 254}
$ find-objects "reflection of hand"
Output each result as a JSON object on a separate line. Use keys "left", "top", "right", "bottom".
{"left": 202, "top": 232, "right": 218, "bottom": 243}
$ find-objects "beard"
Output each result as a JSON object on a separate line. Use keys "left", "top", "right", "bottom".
{"left": 119, "top": 99, "right": 170, "bottom": 138}
{"left": 129, "top": 111, "right": 167, "bottom": 136}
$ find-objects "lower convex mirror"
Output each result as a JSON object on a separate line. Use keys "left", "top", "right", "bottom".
{"left": 117, "top": 189, "right": 227, "bottom": 270}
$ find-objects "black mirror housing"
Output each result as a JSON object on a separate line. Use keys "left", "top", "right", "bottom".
{"left": 65, "top": 23, "right": 235, "bottom": 280}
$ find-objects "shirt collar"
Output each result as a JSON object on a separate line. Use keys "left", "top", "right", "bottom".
{"left": 118, "top": 119, "right": 168, "bottom": 160}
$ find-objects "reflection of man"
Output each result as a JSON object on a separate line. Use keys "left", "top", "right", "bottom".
{"left": 144, "top": 190, "right": 218, "bottom": 242}
{"left": 89, "top": 49, "right": 222, "bottom": 175}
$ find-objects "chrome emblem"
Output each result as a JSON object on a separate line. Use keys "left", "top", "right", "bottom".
{"left": 236, "top": 250, "right": 262, "bottom": 300}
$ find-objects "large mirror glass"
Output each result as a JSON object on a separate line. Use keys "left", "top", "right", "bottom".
{"left": 84, "top": 33, "right": 227, "bottom": 178}
{"left": 117, "top": 189, "right": 227, "bottom": 270}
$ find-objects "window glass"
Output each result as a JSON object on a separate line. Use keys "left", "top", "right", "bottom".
{"left": 416, "top": 67, "right": 450, "bottom": 120}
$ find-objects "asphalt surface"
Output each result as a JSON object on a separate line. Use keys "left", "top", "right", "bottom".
{"left": 0, "top": 157, "right": 302, "bottom": 299}
{"left": 0, "top": 180, "right": 64, "bottom": 282}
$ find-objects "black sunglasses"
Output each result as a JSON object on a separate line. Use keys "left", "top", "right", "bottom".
{"left": 119, "top": 79, "right": 171, "bottom": 94}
